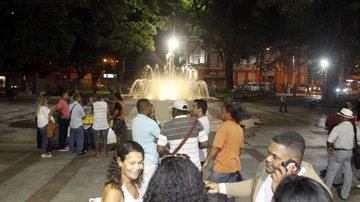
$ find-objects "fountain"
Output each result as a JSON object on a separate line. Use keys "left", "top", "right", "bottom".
{"left": 129, "top": 38, "right": 209, "bottom": 100}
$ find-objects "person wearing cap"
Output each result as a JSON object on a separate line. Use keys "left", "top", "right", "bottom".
{"left": 157, "top": 99, "right": 209, "bottom": 170}
{"left": 325, "top": 108, "right": 360, "bottom": 200}
{"left": 320, "top": 102, "right": 355, "bottom": 181}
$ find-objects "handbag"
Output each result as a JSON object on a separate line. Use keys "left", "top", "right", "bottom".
{"left": 47, "top": 117, "right": 56, "bottom": 139}
{"left": 107, "top": 128, "right": 117, "bottom": 144}
{"left": 353, "top": 125, "right": 360, "bottom": 169}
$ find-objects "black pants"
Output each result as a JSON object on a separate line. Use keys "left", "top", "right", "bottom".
{"left": 36, "top": 117, "right": 41, "bottom": 149}
{"left": 58, "top": 117, "right": 69, "bottom": 149}
{"left": 279, "top": 101, "right": 288, "bottom": 112}
{"left": 83, "top": 126, "right": 95, "bottom": 151}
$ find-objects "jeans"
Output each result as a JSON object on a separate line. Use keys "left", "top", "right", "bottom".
{"left": 58, "top": 117, "right": 69, "bottom": 149}
{"left": 69, "top": 126, "right": 84, "bottom": 154}
{"left": 208, "top": 170, "right": 241, "bottom": 202}
{"left": 325, "top": 150, "right": 353, "bottom": 199}
{"left": 39, "top": 125, "right": 50, "bottom": 153}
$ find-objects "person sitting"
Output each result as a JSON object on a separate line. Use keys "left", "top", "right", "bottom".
{"left": 102, "top": 141, "right": 144, "bottom": 202}
{"left": 143, "top": 155, "right": 208, "bottom": 202}
{"left": 273, "top": 175, "right": 332, "bottom": 202}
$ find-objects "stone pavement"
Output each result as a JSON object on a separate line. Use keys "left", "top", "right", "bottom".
{"left": 0, "top": 96, "right": 359, "bottom": 202}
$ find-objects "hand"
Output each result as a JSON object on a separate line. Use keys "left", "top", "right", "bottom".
{"left": 202, "top": 160, "right": 209, "bottom": 170}
{"left": 271, "top": 164, "right": 293, "bottom": 192}
{"left": 204, "top": 180, "right": 219, "bottom": 194}
{"left": 327, "top": 147, "right": 334, "bottom": 155}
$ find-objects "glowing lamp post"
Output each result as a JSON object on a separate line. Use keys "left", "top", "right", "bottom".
{"left": 319, "top": 58, "right": 329, "bottom": 94}
{"left": 320, "top": 58, "right": 329, "bottom": 70}
{"left": 168, "top": 37, "right": 178, "bottom": 53}
{"left": 166, "top": 37, "right": 178, "bottom": 77}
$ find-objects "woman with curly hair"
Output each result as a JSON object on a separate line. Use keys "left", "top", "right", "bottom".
{"left": 102, "top": 141, "right": 144, "bottom": 202}
{"left": 143, "top": 156, "right": 208, "bottom": 202}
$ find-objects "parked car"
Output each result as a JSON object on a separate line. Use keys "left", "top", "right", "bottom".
{"left": 245, "top": 82, "right": 261, "bottom": 92}
{"left": 335, "top": 87, "right": 349, "bottom": 95}
{"left": 311, "top": 85, "right": 321, "bottom": 92}
{"left": 297, "top": 85, "right": 309, "bottom": 93}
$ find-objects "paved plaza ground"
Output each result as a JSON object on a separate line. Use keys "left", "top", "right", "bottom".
{"left": 0, "top": 95, "right": 360, "bottom": 202}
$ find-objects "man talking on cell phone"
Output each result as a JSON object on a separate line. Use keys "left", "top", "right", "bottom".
{"left": 205, "top": 131, "right": 332, "bottom": 202}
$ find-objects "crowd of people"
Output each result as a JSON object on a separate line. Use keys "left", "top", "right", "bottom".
{"left": 34, "top": 90, "right": 360, "bottom": 201}
{"left": 34, "top": 90, "right": 126, "bottom": 158}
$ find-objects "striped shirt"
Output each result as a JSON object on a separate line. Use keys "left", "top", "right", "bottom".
{"left": 158, "top": 115, "right": 207, "bottom": 170}
{"left": 92, "top": 101, "right": 109, "bottom": 130}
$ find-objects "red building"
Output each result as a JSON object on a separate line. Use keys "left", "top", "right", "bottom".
{"left": 183, "top": 37, "right": 309, "bottom": 91}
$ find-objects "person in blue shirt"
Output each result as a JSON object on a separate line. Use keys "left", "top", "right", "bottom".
{"left": 132, "top": 98, "right": 161, "bottom": 196}
{"left": 69, "top": 93, "right": 86, "bottom": 155}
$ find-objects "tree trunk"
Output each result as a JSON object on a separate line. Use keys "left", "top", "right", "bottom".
{"left": 116, "top": 53, "right": 127, "bottom": 92}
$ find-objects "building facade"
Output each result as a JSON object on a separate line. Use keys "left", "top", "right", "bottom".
{"left": 184, "top": 38, "right": 309, "bottom": 91}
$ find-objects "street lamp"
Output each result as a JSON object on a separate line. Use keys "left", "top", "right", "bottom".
{"left": 320, "top": 58, "right": 329, "bottom": 70}
{"left": 319, "top": 58, "right": 329, "bottom": 95}
{"left": 168, "top": 37, "right": 178, "bottom": 53}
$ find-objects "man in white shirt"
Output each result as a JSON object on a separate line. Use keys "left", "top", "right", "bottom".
{"left": 92, "top": 94, "right": 110, "bottom": 157}
{"left": 191, "top": 99, "right": 210, "bottom": 166}
{"left": 205, "top": 131, "right": 332, "bottom": 202}
{"left": 279, "top": 90, "right": 288, "bottom": 112}
{"left": 325, "top": 108, "right": 360, "bottom": 200}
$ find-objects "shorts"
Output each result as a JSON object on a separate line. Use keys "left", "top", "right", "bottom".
{"left": 113, "top": 119, "right": 126, "bottom": 136}
{"left": 93, "top": 128, "right": 109, "bottom": 142}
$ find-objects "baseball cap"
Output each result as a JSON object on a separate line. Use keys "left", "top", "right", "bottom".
{"left": 169, "top": 99, "right": 188, "bottom": 111}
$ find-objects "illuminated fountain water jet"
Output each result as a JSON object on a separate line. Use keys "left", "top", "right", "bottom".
{"left": 129, "top": 39, "right": 209, "bottom": 100}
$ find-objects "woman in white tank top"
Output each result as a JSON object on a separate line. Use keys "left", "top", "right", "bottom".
{"left": 102, "top": 141, "right": 144, "bottom": 202}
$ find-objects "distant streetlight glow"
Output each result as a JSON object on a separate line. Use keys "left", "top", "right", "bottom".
{"left": 320, "top": 58, "right": 329, "bottom": 69}
{"left": 103, "top": 58, "right": 107, "bottom": 63}
{"left": 168, "top": 37, "right": 178, "bottom": 52}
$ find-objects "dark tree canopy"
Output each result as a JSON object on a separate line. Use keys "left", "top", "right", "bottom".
{"left": 0, "top": 0, "right": 170, "bottom": 87}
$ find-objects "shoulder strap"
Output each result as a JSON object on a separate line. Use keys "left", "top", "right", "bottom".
{"left": 70, "top": 104, "right": 77, "bottom": 118}
{"left": 172, "top": 119, "right": 198, "bottom": 155}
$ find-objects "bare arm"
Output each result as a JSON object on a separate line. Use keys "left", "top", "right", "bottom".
{"left": 102, "top": 184, "right": 124, "bottom": 202}
{"left": 157, "top": 145, "right": 169, "bottom": 155}
{"left": 112, "top": 109, "right": 119, "bottom": 119}
{"left": 199, "top": 140, "right": 209, "bottom": 149}
{"left": 202, "top": 146, "right": 220, "bottom": 169}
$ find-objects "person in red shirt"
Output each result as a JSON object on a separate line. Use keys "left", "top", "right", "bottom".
{"left": 56, "top": 91, "right": 70, "bottom": 151}
{"left": 325, "top": 102, "right": 356, "bottom": 134}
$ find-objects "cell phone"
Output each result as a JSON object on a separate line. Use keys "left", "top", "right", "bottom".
{"left": 282, "top": 159, "right": 301, "bottom": 174}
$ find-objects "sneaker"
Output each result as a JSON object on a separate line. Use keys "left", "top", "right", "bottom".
{"left": 356, "top": 184, "right": 360, "bottom": 189}
{"left": 58, "top": 146, "right": 69, "bottom": 152}
{"left": 41, "top": 153, "right": 52, "bottom": 158}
